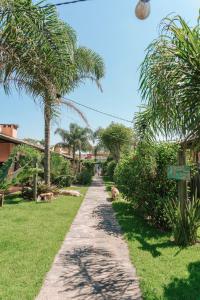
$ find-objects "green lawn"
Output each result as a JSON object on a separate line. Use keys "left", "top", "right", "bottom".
{"left": 113, "top": 200, "right": 200, "bottom": 300}
{"left": 0, "top": 186, "right": 88, "bottom": 300}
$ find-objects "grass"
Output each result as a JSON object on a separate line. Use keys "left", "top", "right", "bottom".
{"left": 113, "top": 200, "right": 200, "bottom": 300}
{"left": 103, "top": 177, "right": 200, "bottom": 300}
{"left": 103, "top": 177, "right": 113, "bottom": 193}
{"left": 0, "top": 186, "right": 88, "bottom": 300}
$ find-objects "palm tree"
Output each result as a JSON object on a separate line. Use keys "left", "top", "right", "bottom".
{"left": 55, "top": 123, "right": 92, "bottom": 172}
{"left": 138, "top": 14, "right": 200, "bottom": 143}
{"left": 136, "top": 14, "right": 200, "bottom": 245}
{"left": 92, "top": 128, "right": 105, "bottom": 161}
{"left": 0, "top": 1, "right": 105, "bottom": 187}
{"left": 0, "top": 1, "right": 76, "bottom": 185}
{"left": 43, "top": 50, "right": 104, "bottom": 185}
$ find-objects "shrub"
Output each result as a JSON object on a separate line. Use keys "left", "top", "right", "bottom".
{"left": 51, "top": 153, "right": 72, "bottom": 187}
{"left": 76, "top": 168, "right": 93, "bottom": 185}
{"left": 114, "top": 142, "right": 179, "bottom": 229}
{"left": 37, "top": 183, "right": 59, "bottom": 194}
{"left": 82, "top": 160, "right": 95, "bottom": 175}
{"left": 106, "top": 160, "right": 117, "bottom": 181}
{"left": 165, "top": 197, "right": 200, "bottom": 246}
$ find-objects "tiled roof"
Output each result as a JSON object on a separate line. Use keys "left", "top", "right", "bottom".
{"left": 0, "top": 134, "right": 73, "bottom": 160}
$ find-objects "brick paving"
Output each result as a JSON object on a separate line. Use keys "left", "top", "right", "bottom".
{"left": 36, "top": 177, "right": 142, "bottom": 300}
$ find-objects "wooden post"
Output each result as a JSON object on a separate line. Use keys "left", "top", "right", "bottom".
{"left": 178, "top": 146, "right": 187, "bottom": 218}
{"left": 0, "top": 193, "right": 4, "bottom": 207}
{"left": 33, "top": 160, "right": 38, "bottom": 201}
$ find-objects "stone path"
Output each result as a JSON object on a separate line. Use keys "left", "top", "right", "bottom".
{"left": 36, "top": 177, "right": 142, "bottom": 300}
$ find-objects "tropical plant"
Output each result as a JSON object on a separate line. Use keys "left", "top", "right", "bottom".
{"left": 76, "top": 168, "right": 93, "bottom": 185}
{"left": 106, "top": 160, "right": 117, "bottom": 181}
{"left": 0, "top": 1, "right": 105, "bottom": 187}
{"left": 92, "top": 128, "right": 105, "bottom": 161}
{"left": 165, "top": 197, "right": 200, "bottom": 246}
{"left": 100, "top": 123, "right": 133, "bottom": 162}
{"left": 0, "top": 0, "right": 75, "bottom": 185}
{"left": 137, "top": 13, "right": 200, "bottom": 142}
{"left": 55, "top": 123, "right": 92, "bottom": 172}
{"left": 114, "top": 142, "right": 179, "bottom": 229}
{"left": 51, "top": 153, "right": 72, "bottom": 187}
{"left": 136, "top": 13, "right": 200, "bottom": 244}
{"left": 0, "top": 144, "right": 43, "bottom": 199}
{"left": 43, "top": 43, "right": 105, "bottom": 186}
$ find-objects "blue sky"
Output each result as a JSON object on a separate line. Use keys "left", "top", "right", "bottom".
{"left": 0, "top": 0, "right": 199, "bottom": 144}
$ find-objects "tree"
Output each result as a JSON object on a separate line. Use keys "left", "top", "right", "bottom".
{"left": 0, "top": 145, "right": 43, "bottom": 200}
{"left": 92, "top": 128, "right": 105, "bottom": 161}
{"left": 100, "top": 123, "right": 133, "bottom": 161}
{"left": 138, "top": 14, "right": 200, "bottom": 143}
{"left": 43, "top": 45, "right": 105, "bottom": 186}
{"left": 55, "top": 123, "right": 92, "bottom": 172}
{"left": 137, "top": 14, "right": 200, "bottom": 246}
{"left": 0, "top": 1, "right": 105, "bottom": 187}
{"left": 0, "top": 0, "right": 76, "bottom": 186}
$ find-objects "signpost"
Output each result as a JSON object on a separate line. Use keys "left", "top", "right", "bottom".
{"left": 167, "top": 165, "right": 191, "bottom": 181}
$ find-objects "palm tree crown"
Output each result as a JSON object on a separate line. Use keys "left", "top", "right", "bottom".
{"left": 137, "top": 14, "right": 200, "bottom": 143}
{"left": 55, "top": 123, "right": 92, "bottom": 171}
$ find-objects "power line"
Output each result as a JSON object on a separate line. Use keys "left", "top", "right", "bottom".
{"left": 42, "top": 0, "right": 92, "bottom": 8}
{"left": 63, "top": 97, "right": 133, "bottom": 124}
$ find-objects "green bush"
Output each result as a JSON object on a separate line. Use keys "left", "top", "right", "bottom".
{"left": 76, "top": 168, "right": 93, "bottom": 185}
{"left": 51, "top": 153, "right": 72, "bottom": 187}
{"left": 82, "top": 160, "right": 95, "bottom": 175}
{"left": 106, "top": 160, "right": 117, "bottom": 181}
{"left": 37, "top": 183, "right": 59, "bottom": 195}
{"left": 114, "top": 142, "right": 179, "bottom": 229}
{"left": 165, "top": 197, "right": 200, "bottom": 246}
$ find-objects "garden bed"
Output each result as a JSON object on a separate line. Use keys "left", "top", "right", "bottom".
{"left": 0, "top": 186, "right": 88, "bottom": 300}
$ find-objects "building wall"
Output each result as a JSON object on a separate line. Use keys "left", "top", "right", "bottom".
{"left": 0, "top": 124, "right": 18, "bottom": 163}
{"left": 0, "top": 143, "right": 15, "bottom": 163}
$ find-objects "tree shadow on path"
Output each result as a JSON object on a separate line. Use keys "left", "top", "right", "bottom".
{"left": 59, "top": 246, "right": 141, "bottom": 300}
{"left": 92, "top": 203, "right": 122, "bottom": 237}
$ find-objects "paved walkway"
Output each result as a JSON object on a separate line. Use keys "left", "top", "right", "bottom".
{"left": 36, "top": 177, "right": 141, "bottom": 300}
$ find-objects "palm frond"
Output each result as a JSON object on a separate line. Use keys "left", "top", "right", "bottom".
{"left": 60, "top": 99, "right": 89, "bottom": 126}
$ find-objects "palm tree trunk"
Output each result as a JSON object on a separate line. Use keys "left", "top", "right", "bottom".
{"left": 33, "top": 160, "right": 38, "bottom": 201}
{"left": 72, "top": 146, "right": 76, "bottom": 173}
{"left": 79, "top": 148, "right": 81, "bottom": 172}
{"left": 44, "top": 102, "right": 51, "bottom": 187}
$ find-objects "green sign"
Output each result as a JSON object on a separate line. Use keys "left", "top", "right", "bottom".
{"left": 167, "top": 166, "right": 191, "bottom": 181}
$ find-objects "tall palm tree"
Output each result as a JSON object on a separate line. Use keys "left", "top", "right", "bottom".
{"left": 136, "top": 14, "right": 200, "bottom": 233}
{"left": 0, "top": 1, "right": 77, "bottom": 185}
{"left": 43, "top": 48, "right": 104, "bottom": 186}
{"left": 138, "top": 14, "right": 200, "bottom": 143}
{"left": 55, "top": 123, "right": 92, "bottom": 172}
{"left": 0, "top": 1, "right": 105, "bottom": 187}
{"left": 92, "top": 128, "right": 105, "bottom": 161}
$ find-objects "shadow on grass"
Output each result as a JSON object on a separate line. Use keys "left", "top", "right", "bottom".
{"left": 113, "top": 201, "right": 174, "bottom": 258}
{"left": 5, "top": 194, "right": 31, "bottom": 205}
{"left": 113, "top": 201, "right": 200, "bottom": 300}
{"left": 164, "top": 261, "right": 200, "bottom": 300}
